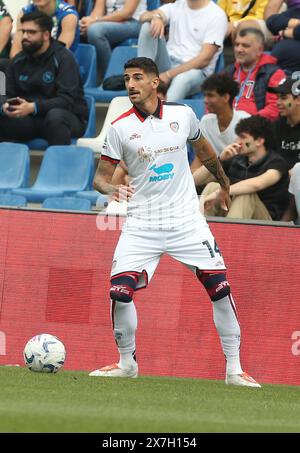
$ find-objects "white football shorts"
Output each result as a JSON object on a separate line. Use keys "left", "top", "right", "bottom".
{"left": 111, "top": 223, "right": 226, "bottom": 289}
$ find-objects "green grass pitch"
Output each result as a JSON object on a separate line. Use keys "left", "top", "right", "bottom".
{"left": 1, "top": 366, "right": 300, "bottom": 433}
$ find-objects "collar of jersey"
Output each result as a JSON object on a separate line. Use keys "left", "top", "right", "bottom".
{"left": 132, "top": 98, "right": 163, "bottom": 122}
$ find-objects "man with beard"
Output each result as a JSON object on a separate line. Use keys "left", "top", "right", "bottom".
{"left": 0, "top": 11, "right": 87, "bottom": 145}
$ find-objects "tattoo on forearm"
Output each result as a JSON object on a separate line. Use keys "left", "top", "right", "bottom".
{"left": 202, "top": 156, "right": 229, "bottom": 189}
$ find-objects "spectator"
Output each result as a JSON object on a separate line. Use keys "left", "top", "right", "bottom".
{"left": 218, "top": 0, "right": 271, "bottom": 43}
{"left": 190, "top": 73, "right": 249, "bottom": 172}
{"left": 264, "top": 0, "right": 288, "bottom": 20}
{"left": 224, "top": 27, "right": 286, "bottom": 120}
{"left": 281, "top": 162, "right": 300, "bottom": 223}
{"left": 266, "top": 0, "right": 300, "bottom": 74}
{"left": 268, "top": 76, "right": 300, "bottom": 172}
{"left": 137, "top": 0, "right": 227, "bottom": 101}
{"left": 197, "top": 115, "right": 290, "bottom": 220}
{"left": 80, "top": 0, "right": 146, "bottom": 79}
{"left": 66, "top": 0, "right": 91, "bottom": 17}
{"left": 0, "top": 0, "right": 12, "bottom": 73}
{"left": 200, "top": 73, "right": 250, "bottom": 156}
{"left": 0, "top": 11, "right": 88, "bottom": 146}
{"left": 10, "top": 0, "right": 80, "bottom": 57}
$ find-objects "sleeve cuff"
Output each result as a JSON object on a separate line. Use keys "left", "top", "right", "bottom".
{"left": 32, "top": 102, "right": 38, "bottom": 116}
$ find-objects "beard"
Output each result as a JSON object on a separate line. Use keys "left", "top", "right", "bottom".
{"left": 22, "top": 40, "right": 43, "bottom": 55}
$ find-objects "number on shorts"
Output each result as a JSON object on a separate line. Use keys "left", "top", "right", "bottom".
{"left": 202, "top": 240, "right": 222, "bottom": 258}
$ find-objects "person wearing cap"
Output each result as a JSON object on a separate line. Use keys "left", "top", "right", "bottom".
{"left": 224, "top": 27, "right": 286, "bottom": 121}
{"left": 269, "top": 76, "right": 300, "bottom": 173}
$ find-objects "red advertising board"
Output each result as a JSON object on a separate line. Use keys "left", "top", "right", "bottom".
{"left": 0, "top": 208, "right": 299, "bottom": 385}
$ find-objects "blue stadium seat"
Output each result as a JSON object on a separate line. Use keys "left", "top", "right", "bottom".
{"left": 177, "top": 98, "right": 205, "bottom": 119}
{"left": 0, "top": 143, "right": 30, "bottom": 193}
{"left": 74, "top": 43, "right": 97, "bottom": 88}
{"left": 120, "top": 0, "right": 161, "bottom": 46}
{"left": 215, "top": 52, "right": 225, "bottom": 74}
{"left": 85, "top": 46, "right": 137, "bottom": 102}
{"left": 12, "top": 146, "right": 95, "bottom": 202}
{"left": 42, "top": 196, "right": 92, "bottom": 211}
{"left": 26, "top": 95, "right": 96, "bottom": 150}
{"left": 0, "top": 194, "right": 27, "bottom": 207}
{"left": 75, "top": 190, "right": 109, "bottom": 207}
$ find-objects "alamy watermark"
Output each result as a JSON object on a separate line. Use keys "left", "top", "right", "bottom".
{"left": 95, "top": 191, "right": 206, "bottom": 232}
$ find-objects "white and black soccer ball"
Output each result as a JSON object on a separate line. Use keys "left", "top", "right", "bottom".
{"left": 23, "top": 333, "right": 66, "bottom": 373}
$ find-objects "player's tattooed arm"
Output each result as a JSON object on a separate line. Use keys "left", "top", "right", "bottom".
{"left": 201, "top": 155, "right": 230, "bottom": 190}
{"left": 192, "top": 136, "right": 230, "bottom": 190}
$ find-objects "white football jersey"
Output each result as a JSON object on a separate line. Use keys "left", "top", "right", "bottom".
{"left": 101, "top": 100, "right": 207, "bottom": 230}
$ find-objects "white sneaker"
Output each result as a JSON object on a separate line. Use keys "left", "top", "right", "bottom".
{"left": 226, "top": 372, "right": 261, "bottom": 388}
{"left": 89, "top": 362, "right": 138, "bottom": 378}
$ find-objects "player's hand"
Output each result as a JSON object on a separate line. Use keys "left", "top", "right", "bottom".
{"left": 204, "top": 190, "right": 218, "bottom": 212}
{"left": 204, "top": 187, "right": 231, "bottom": 213}
{"left": 218, "top": 187, "right": 231, "bottom": 212}
{"left": 220, "top": 143, "right": 241, "bottom": 161}
{"left": 113, "top": 184, "right": 135, "bottom": 202}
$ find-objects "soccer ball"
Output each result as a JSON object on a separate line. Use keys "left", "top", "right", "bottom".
{"left": 23, "top": 333, "right": 66, "bottom": 373}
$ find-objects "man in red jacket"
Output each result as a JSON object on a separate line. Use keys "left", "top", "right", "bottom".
{"left": 224, "top": 27, "right": 286, "bottom": 121}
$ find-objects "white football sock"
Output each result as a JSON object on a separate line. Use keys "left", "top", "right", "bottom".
{"left": 212, "top": 294, "right": 243, "bottom": 375}
{"left": 111, "top": 299, "right": 137, "bottom": 368}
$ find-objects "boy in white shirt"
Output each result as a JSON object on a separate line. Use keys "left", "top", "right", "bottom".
{"left": 137, "top": 0, "right": 227, "bottom": 101}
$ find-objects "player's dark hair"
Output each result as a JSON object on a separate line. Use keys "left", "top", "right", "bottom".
{"left": 124, "top": 57, "right": 159, "bottom": 77}
{"left": 237, "top": 27, "right": 265, "bottom": 46}
{"left": 20, "top": 10, "right": 53, "bottom": 34}
{"left": 201, "top": 73, "right": 239, "bottom": 106}
{"left": 235, "top": 115, "right": 275, "bottom": 149}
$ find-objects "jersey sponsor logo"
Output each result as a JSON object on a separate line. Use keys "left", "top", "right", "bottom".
{"left": 170, "top": 122, "right": 179, "bottom": 132}
{"left": 149, "top": 163, "right": 175, "bottom": 182}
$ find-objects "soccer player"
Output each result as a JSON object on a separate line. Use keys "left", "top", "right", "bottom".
{"left": 90, "top": 57, "right": 261, "bottom": 388}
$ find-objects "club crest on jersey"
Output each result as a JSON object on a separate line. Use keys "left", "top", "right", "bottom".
{"left": 170, "top": 122, "right": 179, "bottom": 132}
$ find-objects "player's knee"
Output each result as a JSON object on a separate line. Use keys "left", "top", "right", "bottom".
{"left": 196, "top": 270, "right": 230, "bottom": 302}
{"left": 110, "top": 275, "right": 137, "bottom": 303}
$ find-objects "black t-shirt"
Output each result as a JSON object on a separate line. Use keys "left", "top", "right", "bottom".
{"left": 274, "top": 117, "right": 300, "bottom": 170}
{"left": 222, "top": 150, "right": 290, "bottom": 220}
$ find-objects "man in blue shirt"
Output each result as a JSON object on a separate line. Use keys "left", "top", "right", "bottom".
{"left": 10, "top": 0, "right": 80, "bottom": 57}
